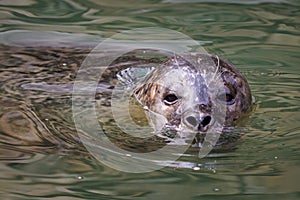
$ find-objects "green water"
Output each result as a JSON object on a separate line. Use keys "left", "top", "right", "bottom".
{"left": 0, "top": 0, "right": 299, "bottom": 199}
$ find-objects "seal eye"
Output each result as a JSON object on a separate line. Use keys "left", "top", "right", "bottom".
{"left": 225, "top": 93, "right": 235, "bottom": 105}
{"left": 163, "top": 94, "right": 178, "bottom": 105}
{"left": 217, "top": 93, "right": 235, "bottom": 105}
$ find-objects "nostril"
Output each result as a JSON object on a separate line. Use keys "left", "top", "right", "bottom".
{"left": 186, "top": 116, "right": 198, "bottom": 127}
{"left": 201, "top": 116, "right": 211, "bottom": 127}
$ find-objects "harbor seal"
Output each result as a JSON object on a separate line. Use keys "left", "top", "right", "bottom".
{"left": 131, "top": 53, "right": 253, "bottom": 142}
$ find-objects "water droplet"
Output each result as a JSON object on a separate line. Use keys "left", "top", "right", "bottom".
{"left": 274, "top": 156, "right": 278, "bottom": 159}
{"left": 77, "top": 176, "right": 83, "bottom": 180}
{"left": 193, "top": 166, "right": 200, "bottom": 171}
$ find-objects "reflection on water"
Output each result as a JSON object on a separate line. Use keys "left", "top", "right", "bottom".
{"left": 0, "top": 0, "right": 299, "bottom": 199}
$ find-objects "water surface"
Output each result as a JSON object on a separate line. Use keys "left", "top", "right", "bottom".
{"left": 0, "top": 0, "right": 299, "bottom": 199}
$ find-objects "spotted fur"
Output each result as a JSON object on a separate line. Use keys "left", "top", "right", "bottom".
{"left": 134, "top": 54, "right": 253, "bottom": 131}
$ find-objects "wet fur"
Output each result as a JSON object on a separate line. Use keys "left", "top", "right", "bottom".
{"left": 134, "top": 54, "right": 253, "bottom": 130}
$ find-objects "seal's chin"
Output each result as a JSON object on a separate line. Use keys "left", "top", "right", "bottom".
{"left": 154, "top": 117, "right": 225, "bottom": 148}
{"left": 158, "top": 123, "right": 206, "bottom": 142}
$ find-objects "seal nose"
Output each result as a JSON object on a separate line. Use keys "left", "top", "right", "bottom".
{"left": 184, "top": 114, "right": 212, "bottom": 132}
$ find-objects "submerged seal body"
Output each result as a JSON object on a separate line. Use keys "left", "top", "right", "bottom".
{"left": 132, "top": 53, "right": 253, "bottom": 137}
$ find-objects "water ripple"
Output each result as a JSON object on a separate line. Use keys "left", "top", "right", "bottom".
{"left": 0, "top": 0, "right": 299, "bottom": 198}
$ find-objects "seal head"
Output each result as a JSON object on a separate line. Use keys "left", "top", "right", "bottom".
{"left": 133, "top": 53, "right": 252, "bottom": 136}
